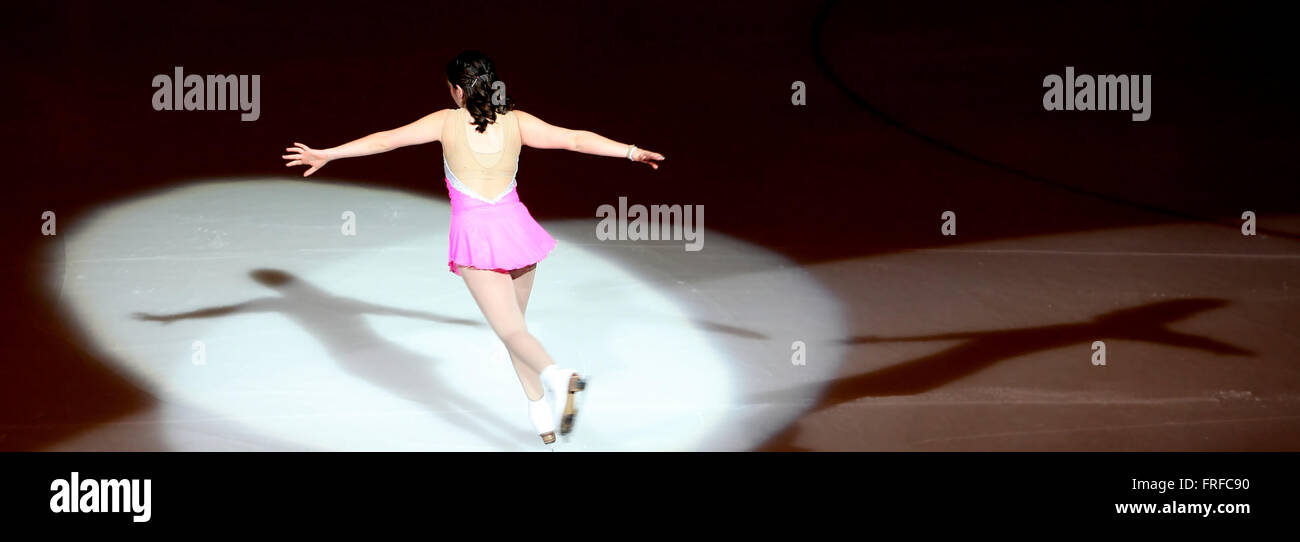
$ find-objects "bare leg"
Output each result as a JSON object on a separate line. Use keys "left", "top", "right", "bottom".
{"left": 459, "top": 265, "right": 556, "bottom": 397}
{"left": 506, "top": 264, "right": 545, "bottom": 401}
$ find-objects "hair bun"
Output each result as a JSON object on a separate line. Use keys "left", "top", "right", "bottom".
{"left": 447, "top": 51, "right": 514, "bottom": 133}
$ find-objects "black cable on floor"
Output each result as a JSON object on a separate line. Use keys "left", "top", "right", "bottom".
{"left": 810, "top": 0, "right": 1297, "bottom": 241}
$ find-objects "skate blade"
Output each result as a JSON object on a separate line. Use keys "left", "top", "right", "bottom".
{"left": 559, "top": 374, "right": 588, "bottom": 436}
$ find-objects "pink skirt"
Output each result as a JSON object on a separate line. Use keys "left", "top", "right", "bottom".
{"left": 445, "top": 177, "right": 557, "bottom": 276}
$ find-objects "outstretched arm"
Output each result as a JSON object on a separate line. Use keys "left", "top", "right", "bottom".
{"left": 282, "top": 109, "right": 452, "bottom": 177}
{"left": 515, "top": 110, "right": 665, "bottom": 170}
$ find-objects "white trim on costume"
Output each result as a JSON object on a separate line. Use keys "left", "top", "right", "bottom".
{"left": 443, "top": 157, "right": 518, "bottom": 204}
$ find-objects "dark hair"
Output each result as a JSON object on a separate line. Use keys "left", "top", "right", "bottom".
{"left": 445, "top": 50, "right": 514, "bottom": 133}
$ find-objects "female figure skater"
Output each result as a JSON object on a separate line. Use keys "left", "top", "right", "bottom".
{"left": 281, "top": 51, "right": 664, "bottom": 447}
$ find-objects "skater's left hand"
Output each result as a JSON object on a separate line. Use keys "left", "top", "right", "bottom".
{"left": 630, "top": 148, "right": 664, "bottom": 170}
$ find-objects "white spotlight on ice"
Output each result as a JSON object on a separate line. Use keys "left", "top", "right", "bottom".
{"left": 56, "top": 178, "right": 847, "bottom": 451}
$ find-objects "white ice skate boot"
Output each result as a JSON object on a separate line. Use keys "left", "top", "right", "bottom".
{"left": 528, "top": 397, "right": 557, "bottom": 448}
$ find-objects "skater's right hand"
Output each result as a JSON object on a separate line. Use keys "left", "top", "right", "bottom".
{"left": 282, "top": 142, "right": 330, "bottom": 177}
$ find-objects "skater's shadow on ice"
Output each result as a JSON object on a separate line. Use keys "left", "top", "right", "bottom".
{"left": 751, "top": 298, "right": 1251, "bottom": 451}
{"left": 692, "top": 319, "right": 769, "bottom": 340}
{"left": 131, "top": 268, "right": 527, "bottom": 450}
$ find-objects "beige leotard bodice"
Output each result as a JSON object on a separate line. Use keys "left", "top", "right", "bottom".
{"left": 441, "top": 107, "right": 522, "bottom": 203}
